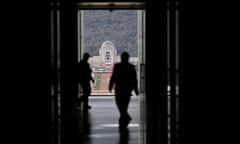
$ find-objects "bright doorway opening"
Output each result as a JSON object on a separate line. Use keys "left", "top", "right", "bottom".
{"left": 77, "top": 9, "right": 145, "bottom": 96}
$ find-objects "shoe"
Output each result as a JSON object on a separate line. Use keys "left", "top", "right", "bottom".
{"left": 119, "top": 117, "right": 131, "bottom": 129}
{"left": 126, "top": 115, "right": 132, "bottom": 125}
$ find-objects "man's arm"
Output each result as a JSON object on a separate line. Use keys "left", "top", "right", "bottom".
{"left": 108, "top": 80, "right": 113, "bottom": 93}
{"left": 90, "top": 73, "right": 95, "bottom": 83}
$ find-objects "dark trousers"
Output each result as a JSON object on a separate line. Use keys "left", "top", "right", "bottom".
{"left": 115, "top": 94, "right": 131, "bottom": 128}
{"left": 78, "top": 82, "right": 91, "bottom": 108}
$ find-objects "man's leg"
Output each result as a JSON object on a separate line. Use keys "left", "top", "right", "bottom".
{"left": 116, "top": 96, "right": 131, "bottom": 129}
{"left": 81, "top": 83, "right": 91, "bottom": 109}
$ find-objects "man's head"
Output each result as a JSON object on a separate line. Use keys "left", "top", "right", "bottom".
{"left": 121, "top": 52, "right": 129, "bottom": 63}
{"left": 83, "top": 53, "right": 91, "bottom": 60}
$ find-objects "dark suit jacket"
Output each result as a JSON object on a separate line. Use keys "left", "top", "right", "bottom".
{"left": 109, "top": 62, "right": 138, "bottom": 96}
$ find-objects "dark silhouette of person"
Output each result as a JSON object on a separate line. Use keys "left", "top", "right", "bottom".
{"left": 77, "top": 53, "right": 95, "bottom": 109}
{"left": 109, "top": 52, "right": 139, "bottom": 130}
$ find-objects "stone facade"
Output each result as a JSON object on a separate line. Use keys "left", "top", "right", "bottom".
{"left": 88, "top": 40, "right": 138, "bottom": 95}
{"left": 89, "top": 40, "right": 138, "bottom": 72}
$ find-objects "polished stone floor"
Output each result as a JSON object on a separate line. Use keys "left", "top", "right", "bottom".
{"left": 79, "top": 96, "right": 141, "bottom": 144}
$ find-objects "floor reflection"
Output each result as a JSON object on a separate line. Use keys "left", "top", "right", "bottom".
{"left": 79, "top": 96, "right": 139, "bottom": 144}
{"left": 119, "top": 128, "right": 129, "bottom": 144}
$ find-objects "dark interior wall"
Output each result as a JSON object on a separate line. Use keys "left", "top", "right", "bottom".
{"left": 178, "top": 1, "right": 239, "bottom": 144}
{"left": 59, "top": 1, "right": 79, "bottom": 144}
{"left": 145, "top": 0, "right": 168, "bottom": 144}
{"left": 1, "top": 1, "right": 51, "bottom": 144}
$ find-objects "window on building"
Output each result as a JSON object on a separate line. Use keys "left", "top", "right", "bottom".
{"left": 105, "top": 51, "right": 111, "bottom": 63}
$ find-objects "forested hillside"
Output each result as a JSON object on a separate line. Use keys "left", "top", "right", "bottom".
{"left": 83, "top": 10, "right": 138, "bottom": 56}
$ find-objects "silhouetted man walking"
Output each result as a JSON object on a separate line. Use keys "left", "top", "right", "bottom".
{"left": 77, "top": 53, "right": 94, "bottom": 110}
{"left": 109, "top": 52, "right": 139, "bottom": 130}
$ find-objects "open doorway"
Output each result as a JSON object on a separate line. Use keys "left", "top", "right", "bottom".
{"left": 77, "top": 9, "right": 145, "bottom": 96}
{"left": 77, "top": 3, "right": 146, "bottom": 144}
